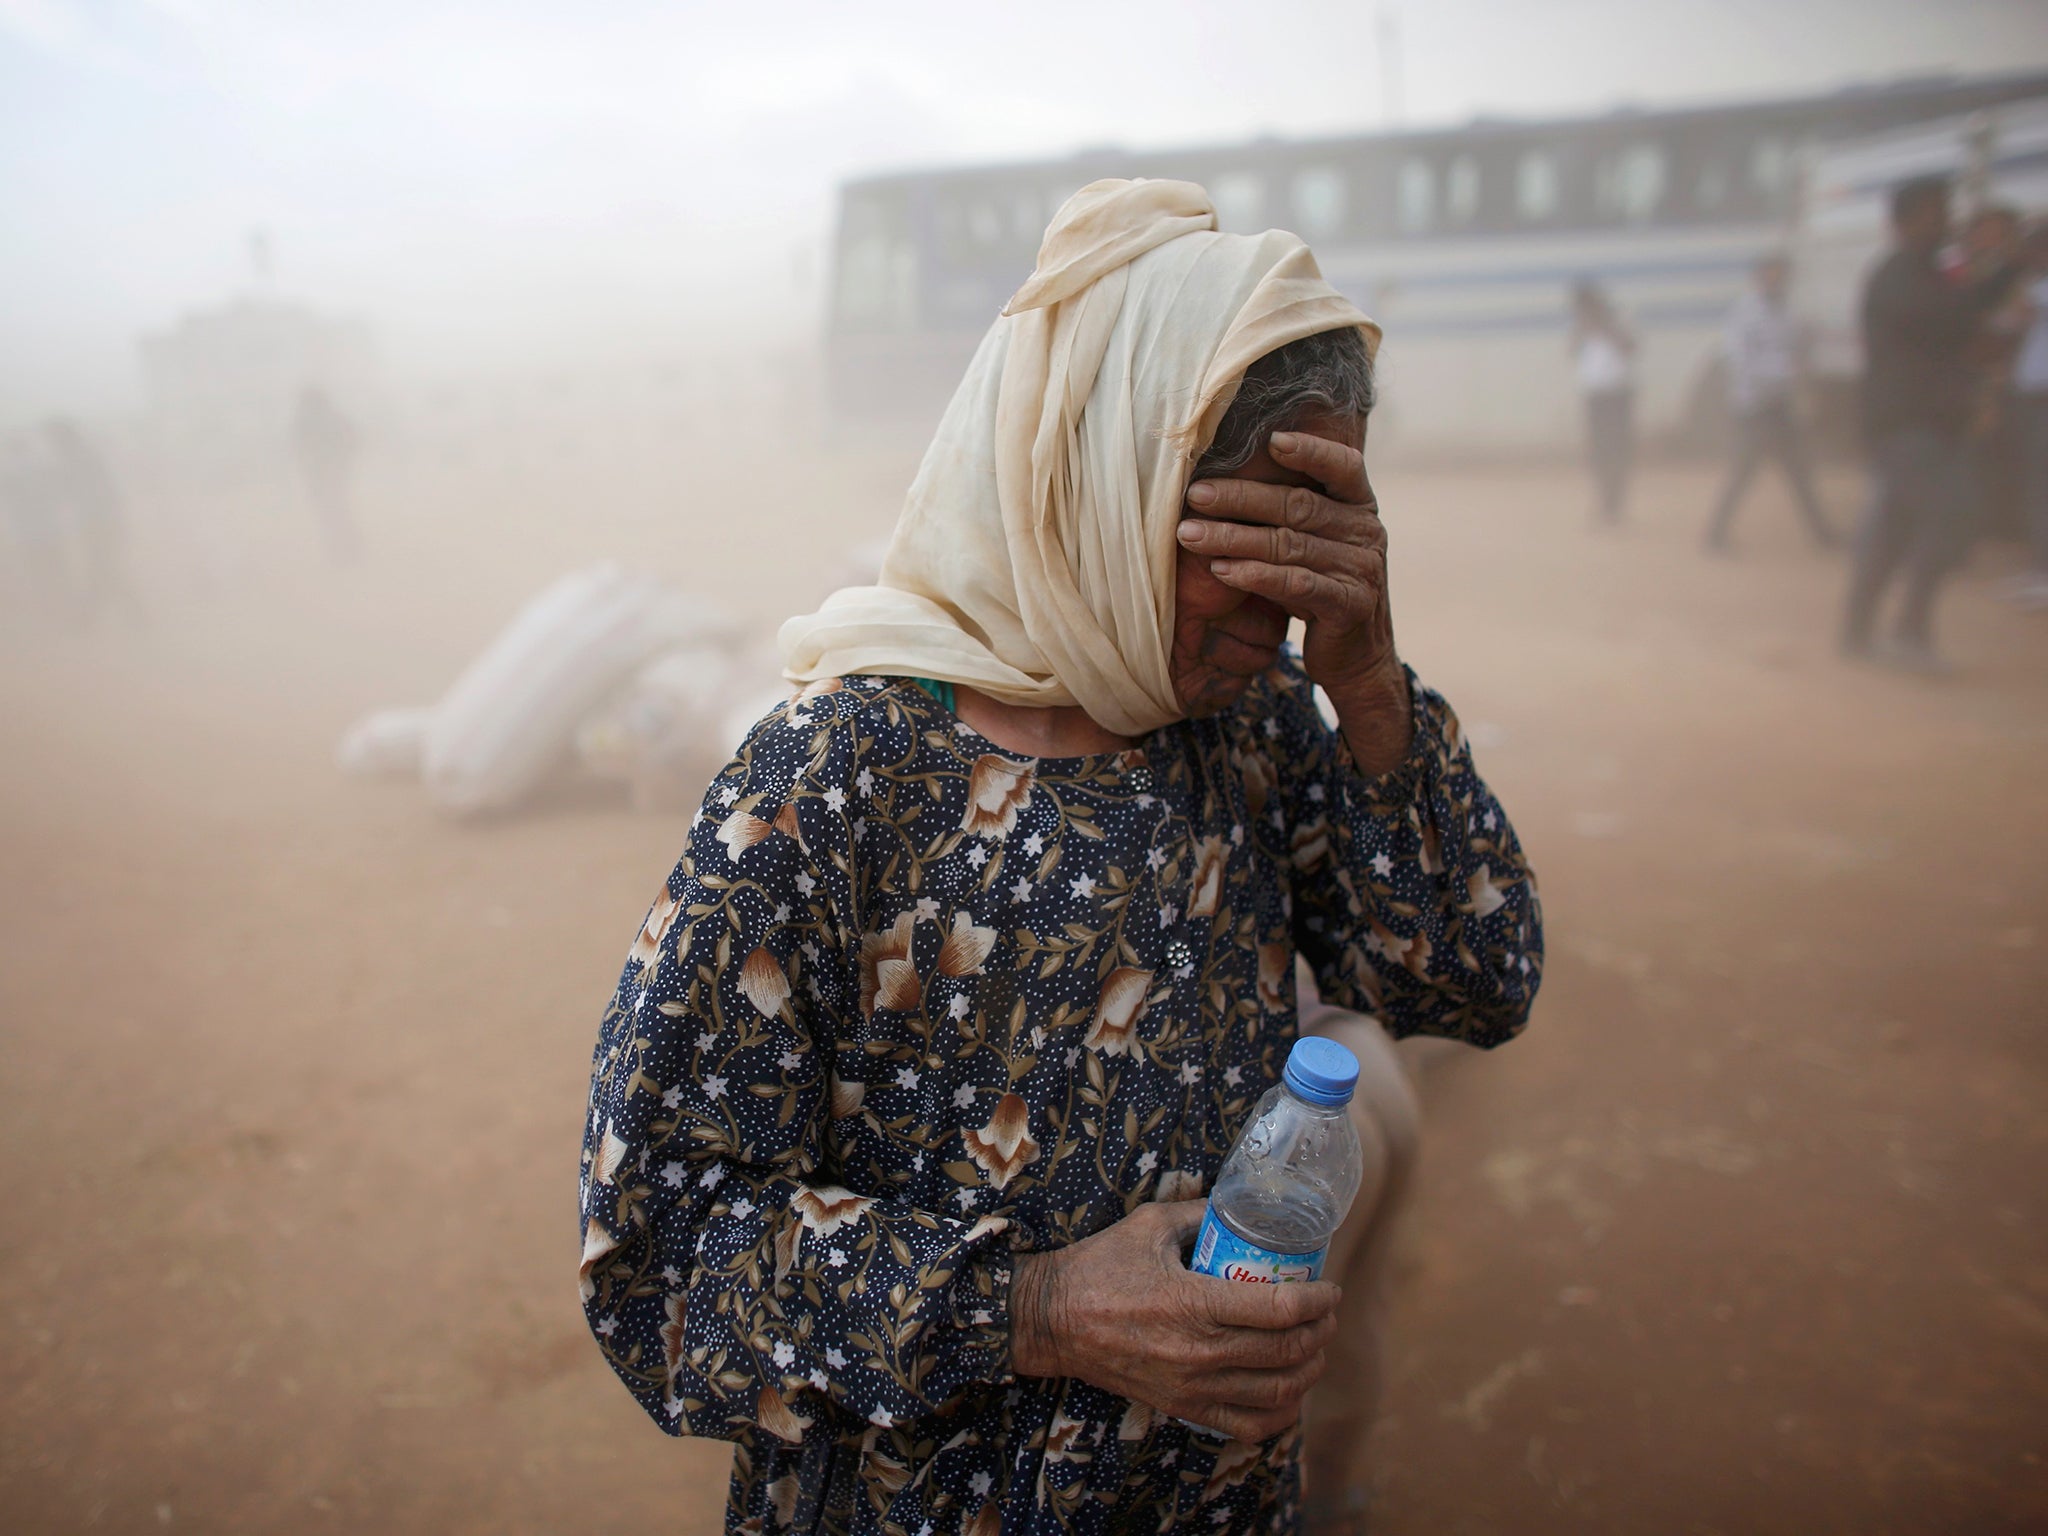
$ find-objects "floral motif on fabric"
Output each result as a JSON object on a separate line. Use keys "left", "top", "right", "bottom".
{"left": 580, "top": 655, "right": 1541, "bottom": 1534}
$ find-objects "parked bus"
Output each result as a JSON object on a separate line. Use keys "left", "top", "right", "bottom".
{"left": 826, "top": 71, "right": 2048, "bottom": 455}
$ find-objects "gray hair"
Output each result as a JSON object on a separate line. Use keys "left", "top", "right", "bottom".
{"left": 1194, "top": 327, "right": 1376, "bottom": 478}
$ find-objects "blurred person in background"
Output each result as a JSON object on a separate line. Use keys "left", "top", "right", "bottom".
{"left": 1957, "top": 205, "right": 2029, "bottom": 553}
{"left": 45, "top": 418, "right": 142, "bottom": 628}
{"left": 1703, "top": 254, "right": 1838, "bottom": 554}
{"left": 1841, "top": 176, "right": 2021, "bottom": 672}
{"left": 578, "top": 180, "right": 1541, "bottom": 1536}
{"left": 1943, "top": 203, "right": 2023, "bottom": 288}
{"left": 1570, "top": 278, "right": 1637, "bottom": 525}
{"left": 2011, "top": 218, "right": 2048, "bottom": 610}
{"left": 291, "top": 386, "right": 362, "bottom": 563}
{"left": 1, "top": 428, "right": 69, "bottom": 622}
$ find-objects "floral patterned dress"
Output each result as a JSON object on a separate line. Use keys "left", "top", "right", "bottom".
{"left": 579, "top": 654, "right": 1541, "bottom": 1535}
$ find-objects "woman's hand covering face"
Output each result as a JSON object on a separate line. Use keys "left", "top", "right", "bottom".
{"left": 1173, "top": 414, "right": 1396, "bottom": 712}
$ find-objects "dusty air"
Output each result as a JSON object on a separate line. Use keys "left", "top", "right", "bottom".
{"left": 2, "top": 5, "right": 2044, "bottom": 1535}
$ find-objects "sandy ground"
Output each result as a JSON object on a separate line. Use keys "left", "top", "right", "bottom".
{"left": 1, "top": 436, "right": 2044, "bottom": 1536}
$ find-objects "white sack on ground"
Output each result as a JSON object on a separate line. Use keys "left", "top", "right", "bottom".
{"left": 719, "top": 679, "right": 805, "bottom": 764}
{"left": 576, "top": 646, "right": 758, "bottom": 813}
{"left": 422, "top": 563, "right": 742, "bottom": 817}
{"left": 336, "top": 707, "right": 433, "bottom": 779}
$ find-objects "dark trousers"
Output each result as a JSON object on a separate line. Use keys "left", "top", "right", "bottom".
{"left": 1842, "top": 428, "right": 1973, "bottom": 649}
{"left": 1585, "top": 390, "right": 1633, "bottom": 522}
{"left": 1706, "top": 401, "right": 1833, "bottom": 546}
{"left": 2022, "top": 391, "right": 2048, "bottom": 573}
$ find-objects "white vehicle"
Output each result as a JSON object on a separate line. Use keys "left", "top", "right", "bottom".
{"left": 828, "top": 72, "right": 2048, "bottom": 457}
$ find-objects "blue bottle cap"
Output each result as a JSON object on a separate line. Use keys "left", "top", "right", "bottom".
{"left": 1283, "top": 1036, "right": 1360, "bottom": 1107}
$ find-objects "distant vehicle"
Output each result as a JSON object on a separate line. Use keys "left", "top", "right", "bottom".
{"left": 826, "top": 71, "right": 2048, "bottom": 455}
{"left": 1791, "top": 96, "right": 2048, "bottom": 443}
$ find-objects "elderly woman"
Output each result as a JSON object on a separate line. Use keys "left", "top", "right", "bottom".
{"left": 579, "top": 180, "right": 1540, "bottom": 1534}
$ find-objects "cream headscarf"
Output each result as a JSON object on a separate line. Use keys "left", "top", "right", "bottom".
{"left": 779, "top": 178, "right": 1380, "bottom": 737}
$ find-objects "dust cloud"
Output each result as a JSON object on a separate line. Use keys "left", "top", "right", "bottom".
{"left": 3, "top": 4, "right": 2046, "bottom": 1534}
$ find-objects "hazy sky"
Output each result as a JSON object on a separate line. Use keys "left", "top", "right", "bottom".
{"left": 4, "top": 0, "right": 2046, "bottom": 408}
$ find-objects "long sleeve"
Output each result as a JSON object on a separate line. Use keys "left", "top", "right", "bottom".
{"left": 1265, "top": 659, "right": 1542, "bottom": 1047}
{"left": 578, "top": 687, "right": 1016, "bottom": 1445}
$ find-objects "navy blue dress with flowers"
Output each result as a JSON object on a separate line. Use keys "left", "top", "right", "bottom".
{"left": 579, "top": 654, "right": 1540, "bottom": 1534}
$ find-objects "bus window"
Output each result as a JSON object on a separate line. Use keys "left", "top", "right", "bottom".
{"left": 1291, "top": 166, "right": 1346, "bottom": 239}
{"left": 1516, "top": 150, "right": 1560, "bottom": 221}
{"left": 1397, "top": 158, "right": 1434, "bottom": 234}
{"left": 1446, "top": 154, "right": 1480, "bottom": 224}
{"left": 1750, "top": 137, "right": 1791, "bottom": 197}
{"left": 1212, "top": 172, "right": 1266, "bottom": 231}
{"left": 967, "top": 200, "right": 1003, "bottom": 247}
{"left": 834, "top": 191, "right": 916, "bottom": 332}
{"left": 1597, "top": 141, "right": 1667, "bottom": 223}
{"left": 1695, "top": 161, "right": 1728, "bottom": 212}
{"left": 835, "top": 236, "right": 914, "bottom": 331}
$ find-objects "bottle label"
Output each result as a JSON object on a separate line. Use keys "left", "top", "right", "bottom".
{"left": 1190, "top": 1205, "right": 1327, "bottom": 1284}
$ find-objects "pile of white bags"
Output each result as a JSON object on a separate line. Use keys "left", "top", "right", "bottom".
{"left": 335, "top": 707, "right": 433, "bottom": 779}
{"left": 574, "top": 644, "right": 786, "bottom": 813}
{"left": 338, "top": 562, "right": 748, "bottom": 817}
{"left": 336, "top": 546, "right": 889, "bottom": 818}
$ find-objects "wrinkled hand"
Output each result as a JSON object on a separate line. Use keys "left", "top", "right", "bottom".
{"left": 1178, "top": 430, "right": 1396, "bottom": 697}
{"left": 1176, "top": 430, "right": 1412, "bottom": 774}
{"left": 1009, "top": 1199, "right": 1340, "bottom": 1443}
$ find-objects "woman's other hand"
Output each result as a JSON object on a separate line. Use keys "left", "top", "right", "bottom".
{"left": 1009, "top": 1199, "right": 1340, "bottom": 1443}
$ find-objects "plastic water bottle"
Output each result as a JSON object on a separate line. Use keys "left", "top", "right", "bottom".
{"left": 1190, "top": 1036, "right": 1363, "bottom": 1284}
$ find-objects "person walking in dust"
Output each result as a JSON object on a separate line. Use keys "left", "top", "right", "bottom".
{"left": 1570, "top": 278, "right": 1637, "bottom": 526}
{"left": 1703, "top": 255, "right": 1837, "bottom": 553}
{"left": 45, "top": 418, "right": 144, "bottom": 627}
{"left": 1841, "top": 176, "right": 2021, "bottom": 673}
{"left": 291, "top": 387, "right": 362, "bottom": 563}
{"left": 2009, "top": 219, "right": 2048, "bottom": 610}
{"left": 0, "top": 428, "right": 69, "bottom": 623}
